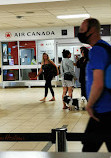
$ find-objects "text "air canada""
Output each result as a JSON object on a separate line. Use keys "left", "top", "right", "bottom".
{"left": 14, "top": 31, "right": 55, "bottom": 37}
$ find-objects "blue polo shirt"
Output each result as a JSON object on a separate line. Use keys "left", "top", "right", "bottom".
{"left": 86, "top": 39, "right": 111, "bottom": 113}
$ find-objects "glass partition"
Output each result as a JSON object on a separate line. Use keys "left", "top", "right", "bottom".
{"left": 37, "top": 40, "right": 55, "bottom": 64}
{"left": 20, "top": 69, "right": 37, "bottom": 80}
{"left": 3, "top": 69, "right": 19, "bottom": 81}
{"left": 1, "top": 40, "right": 57, "bottom": 82}
{"left": 2, "top": 42, "right": 18, "bottom": 65}
{"left": 19, "top": 41, "right": 36, "bottom": 65}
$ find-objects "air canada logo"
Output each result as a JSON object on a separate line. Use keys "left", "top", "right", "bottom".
{"left": 5, "top": 32, "right": 12, "bottom": 38}
{"left": 41, "top": 43, "right": 44, "bottom": 46}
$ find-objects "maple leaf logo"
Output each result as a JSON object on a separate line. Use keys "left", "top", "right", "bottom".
{"left": 5, "top": 32, "right": 12, "bottom": 38}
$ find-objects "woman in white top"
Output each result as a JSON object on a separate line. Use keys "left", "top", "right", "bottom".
{"left": 61, "top": 49, "right": 77, "bottom": 109}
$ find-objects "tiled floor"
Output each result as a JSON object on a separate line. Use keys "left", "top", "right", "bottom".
{"left": 0, "top": 87, "right": 107, "bottom": 152}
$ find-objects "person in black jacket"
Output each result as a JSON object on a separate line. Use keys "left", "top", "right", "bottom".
{"left": 74, "top": 47, "right": 89, "bottom": 98}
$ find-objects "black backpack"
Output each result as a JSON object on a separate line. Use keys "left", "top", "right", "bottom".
{"left": 94, "top": 43, "right": 111, "bottom": 90}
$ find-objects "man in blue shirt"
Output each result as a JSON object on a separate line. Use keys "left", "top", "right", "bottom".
{"left": 78, "top": 18, "right": 111, "bottom": 152}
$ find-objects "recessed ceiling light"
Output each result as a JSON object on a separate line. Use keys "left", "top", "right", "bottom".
{"left": 57, "top": 14, "right": 90, "bottom": 19}
{"left": 16, "top": 16, "right": 24, "bottom": 19}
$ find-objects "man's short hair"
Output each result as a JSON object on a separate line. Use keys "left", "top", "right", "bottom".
{"left": 86, "top": 18, "right": 101, "bottom": 33}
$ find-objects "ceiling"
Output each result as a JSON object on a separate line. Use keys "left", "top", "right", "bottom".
{"left": 0, "top": 0, "right": 111, "bottom": 30}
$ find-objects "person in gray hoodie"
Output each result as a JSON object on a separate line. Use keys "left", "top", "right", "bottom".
{"left": 61, "top": 49, "right": 77, "bottom": 109}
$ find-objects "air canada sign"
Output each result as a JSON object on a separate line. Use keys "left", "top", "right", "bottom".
{"left": 4, "top": 27, "right": 74, "bottom": 40}
{"left": 14, "top": 31, "right": 55, "bottom": 37}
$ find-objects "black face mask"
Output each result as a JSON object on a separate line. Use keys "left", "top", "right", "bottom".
{"left": 77, "top": 28, "right": 92, "bottom": 44}
{"left": 77, "top": 32, "right": 89, "bottom": 44}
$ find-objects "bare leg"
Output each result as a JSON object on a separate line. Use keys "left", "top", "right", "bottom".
{"left": 68, "top": 87, "right": 73, "bottom": 98}
{"left": 67, "top": 87, "right": 73, "bottom": 110}
{"left": 62, "top": 87, "right": 68, "bottom": 109}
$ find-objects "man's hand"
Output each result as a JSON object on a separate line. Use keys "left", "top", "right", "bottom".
{"left": 86, "top": 105, "right": 100, "bottom": 122}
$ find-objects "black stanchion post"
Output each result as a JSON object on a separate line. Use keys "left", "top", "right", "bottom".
{"left": 55, "top": 128, "right": 67, "bottom": 152}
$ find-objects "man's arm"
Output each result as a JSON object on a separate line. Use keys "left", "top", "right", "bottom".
{"left": 86, "top": 69, "right": 104, "bottom": 121}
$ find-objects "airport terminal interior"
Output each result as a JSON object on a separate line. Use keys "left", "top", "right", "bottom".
{"left": 0, "top": 0, "right": 111, "bottom": 154}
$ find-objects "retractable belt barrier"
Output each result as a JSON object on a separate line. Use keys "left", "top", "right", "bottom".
{"left": 0, "top": 128, "right": 111, "bottom": 152}
{"left": 0, "top": 133, "right": 53, "bottom": 142}
{"left": 0, "top": 132, "right": 111, "bottom": 142}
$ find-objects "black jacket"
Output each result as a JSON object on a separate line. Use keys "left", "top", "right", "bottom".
{"left": 76, "top": 57, "right": 88, "bottom": 83}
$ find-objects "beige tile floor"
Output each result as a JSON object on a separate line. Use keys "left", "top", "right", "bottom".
{"left": 0, "top": 87, "right": 107, "bottom": 152}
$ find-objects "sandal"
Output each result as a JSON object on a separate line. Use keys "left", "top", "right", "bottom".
{"left": 40, "top": 98, "right": 46, "bottom": 102}
{"left": 49, "top": 98, "right": 55, "bottom": 101}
